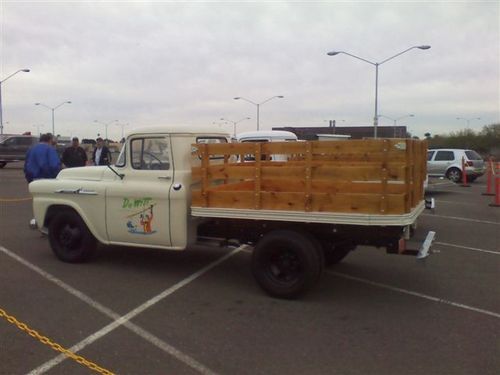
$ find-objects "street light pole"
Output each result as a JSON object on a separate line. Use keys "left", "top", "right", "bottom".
{"left": 220, "top": 117, "right": 251, "bottom": 136}
{"left": 0, "top": 69, "right": 30, "bottom": 134}
{"left": 94, "top": 119, "right": 118, "bottom": 142}
{"left": 233, "top": 96, "right": 284, "bottom": 131}
{"left": 327, "top": 46, "right": 430, "bottom": 138}
{"left": 378, "top": 114, "right": 415, "bottom": 137}
{"left": 116, "top": 122, "right": 129, "bottom": 140}
{"left": 35, "top": 101, "right": 72, "bottom": 135}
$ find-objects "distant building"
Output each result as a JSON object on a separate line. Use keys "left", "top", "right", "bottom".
{"left": 273, "top": 125, "right": 408, "bottom": 140}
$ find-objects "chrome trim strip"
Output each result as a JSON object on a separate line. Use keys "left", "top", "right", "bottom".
{"left": 55, "top": 188, "right": 98, "bottom": 195}
{"left": 191, "top": 201, "right": 425, "bottom": 226}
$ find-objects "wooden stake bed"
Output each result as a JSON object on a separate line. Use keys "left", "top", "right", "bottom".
{"left": 191, "top": 139, "right": 427, "bottom": 221}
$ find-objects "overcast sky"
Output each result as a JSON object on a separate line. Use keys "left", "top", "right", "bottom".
{"left": 1, "top": 1, "right": 498, "bottom": 140}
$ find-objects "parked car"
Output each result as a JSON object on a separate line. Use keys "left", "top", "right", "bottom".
{"left": 0, "top": 134, "right": 38, "bottom": 168}
{"left": 427, "top": 148, "right": 485, "bottom": 182}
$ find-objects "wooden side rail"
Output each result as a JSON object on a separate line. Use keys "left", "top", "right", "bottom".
{"left": 191, "top": 139, "right": 427, "bottom": 215}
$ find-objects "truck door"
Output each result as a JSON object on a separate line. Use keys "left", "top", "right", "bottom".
{"left": 105, "top": 136, "right": 173, "bottom": 248}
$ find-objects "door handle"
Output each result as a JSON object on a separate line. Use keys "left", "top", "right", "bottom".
{"left": 158, "top": 176, "right": 172, "bottom": 180}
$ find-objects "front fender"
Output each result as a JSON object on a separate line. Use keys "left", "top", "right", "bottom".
{"left": 30, "top": 180, "right": 108, "bottom": 244}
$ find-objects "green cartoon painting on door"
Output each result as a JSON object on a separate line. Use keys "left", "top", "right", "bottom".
{"left": 123, "top": 197, "right": 157, "bottom": 235}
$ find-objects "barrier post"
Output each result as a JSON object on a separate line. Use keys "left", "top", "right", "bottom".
{"left": 489, "top": 174, "right": 500, "bottom": 207}
{"left": 461, "top": 156, "right": 470, "bottom": 187}
{"left": 482, "top": 158, "right": 495, "bottom": 196}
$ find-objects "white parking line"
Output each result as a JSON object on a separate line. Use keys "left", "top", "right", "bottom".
{"left": 435, "top": 241, "right": 500, "bottom": 255}
{"left": 433, "top": 199, "right": 479, "bottom": 207}
{"left": 422, "top": 213, "right": 499, "bottom": 225}
{"left": 327, "top": 271, "right": 500, "bottom": 320}
{"left": 0, "top": 245, "right": 243, "bottom": 375}
{"left": 28, "top": 246, "right": 245, "bottom": 374}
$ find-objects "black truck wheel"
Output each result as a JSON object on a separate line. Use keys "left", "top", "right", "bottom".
{"left": 252, "top": 230, "right": 323, "bottom": 299}
{"left": 48, "top": 210, "right": 97, "bottom": 263}
{"left": 0, "top": 162, "right": 6, "bottom": 168}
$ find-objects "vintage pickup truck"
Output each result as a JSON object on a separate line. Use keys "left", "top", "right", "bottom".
{"left": 29, "top": 125, "right": 435, "bottom": 298}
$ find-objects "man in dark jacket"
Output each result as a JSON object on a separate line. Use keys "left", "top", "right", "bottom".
{"left": 24, "top": 133, "right": 61, "bottom": 183}
{"left": 62, "top": 137, "right": 87, "bottom": 168}
{"left": 92, "top": 137, "right": 112, "bottom": 166}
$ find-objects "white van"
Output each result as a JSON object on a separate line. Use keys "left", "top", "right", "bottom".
{"left": 236, "top": 130, "right": 298, "bottom": 143}
{"left": 236, "top": 131, "right": 298, "bottom": 162}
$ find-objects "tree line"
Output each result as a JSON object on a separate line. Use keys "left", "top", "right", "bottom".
{"left": 422, "top": 123, "right": 500, "bottom": 158}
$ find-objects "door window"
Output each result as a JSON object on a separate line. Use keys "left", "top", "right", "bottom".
{"left": 130, "top": 137, "right": 170, "bottom": 170}
{"left": 427, "top": 151, "right": 435, "bottom": 161}
{"left": 18, "top": 137, "right": 34, "bottom": 146}
{"left": 434, "top": 151, "right": 455, "bottom": 161}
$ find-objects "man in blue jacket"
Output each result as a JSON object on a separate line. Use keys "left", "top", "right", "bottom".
{"left": 24, "top": 133, "right": 61, "bottom": 183}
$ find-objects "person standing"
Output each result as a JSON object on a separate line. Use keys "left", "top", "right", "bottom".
{"left": 61, "top": 137, "right": 88, "bottom": 168}
{"left": 24, "top": 133, "right": 61, "bottom": 183}
{"left": 92, "top": 137, "right": 112, "bottom": 166}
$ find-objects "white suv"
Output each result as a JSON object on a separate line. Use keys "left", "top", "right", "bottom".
{"left": 427, "top": 149, "right": 485, "bottom": 182}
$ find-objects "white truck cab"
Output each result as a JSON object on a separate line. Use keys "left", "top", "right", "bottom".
{"left": 30, "top": 125, "right": 229, "bottom": 252}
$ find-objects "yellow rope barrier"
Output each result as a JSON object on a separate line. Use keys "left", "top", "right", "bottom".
{"left": 0, "top": 308, "right": 115, "bottom": 375}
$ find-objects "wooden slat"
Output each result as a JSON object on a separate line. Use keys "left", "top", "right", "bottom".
{"left": 305, "top": 142, "right": 312, "bottom": 211}
{"left": 194, "top": 190, "right": 408, "bottom": 215}
{"left": 311, "top": 193, "right": 406, "bottom": 214}
{"left": 207, "top": 164, "right": 255, "bottom": 180}
{"left": 254, "top": 143, "right": 262, "bottom": 209}
{"left": 200, "top": 143, "right": 209, "bottom": 208}
{"left": 380, "top": 139, "right": 389, "bottom": 213}
{"left": 260, "top": 179, "right": 407, "bottom": 194}
{"left": 205, "top": 142, "right": 256, "bottom": 155}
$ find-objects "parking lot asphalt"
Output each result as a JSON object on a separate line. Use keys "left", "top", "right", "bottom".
{"left": 1, "top": 162, "right": 499, "bottom": 375}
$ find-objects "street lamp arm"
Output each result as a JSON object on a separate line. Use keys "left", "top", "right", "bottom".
{"left": 54, "top": 101, "right": 71, "bottom": 110}
{"left": 35, "top": 102, "right": 52, "bottom": 110}
{"left": 379, "top": 45, "right": 430, "bottom": 65}
{"left": 378, "top": 114, "right": 395, "bottom": 121}
{"left": 396, "top": 114, "right": 414, "bottom": 121}
{"left": 234, "top": 97, "right": 258, "bottom": 106}
{"left": 328, "top": 51, "right": 376, "bottom": 66}
{"left": 235, "top": 117, "right": 251, "bottom": 124}
{"left": 259, "top": 96, "right": 284, "bottom": 105}
{"left": 1, "top": 69, "right": 30, "bottom": 83}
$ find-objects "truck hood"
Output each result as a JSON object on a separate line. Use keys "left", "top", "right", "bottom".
{"left": 57, "top": 166, "right": 109, "bottom": 181}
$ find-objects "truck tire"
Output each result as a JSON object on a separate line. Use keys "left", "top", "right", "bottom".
{"left": 252, "top": 230, "right": 323, "bottom": 299}
{"left": 0, "top": 162, "right": 6, "bottom": 168}
{"left": 48, "top": 210, "right": 97, "bottom": 263}
{"left": 322, "top": 241, "right": 355, "bottom": 266}
{"left": 446, "top": 167, "right": 462, "bottom": 183}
